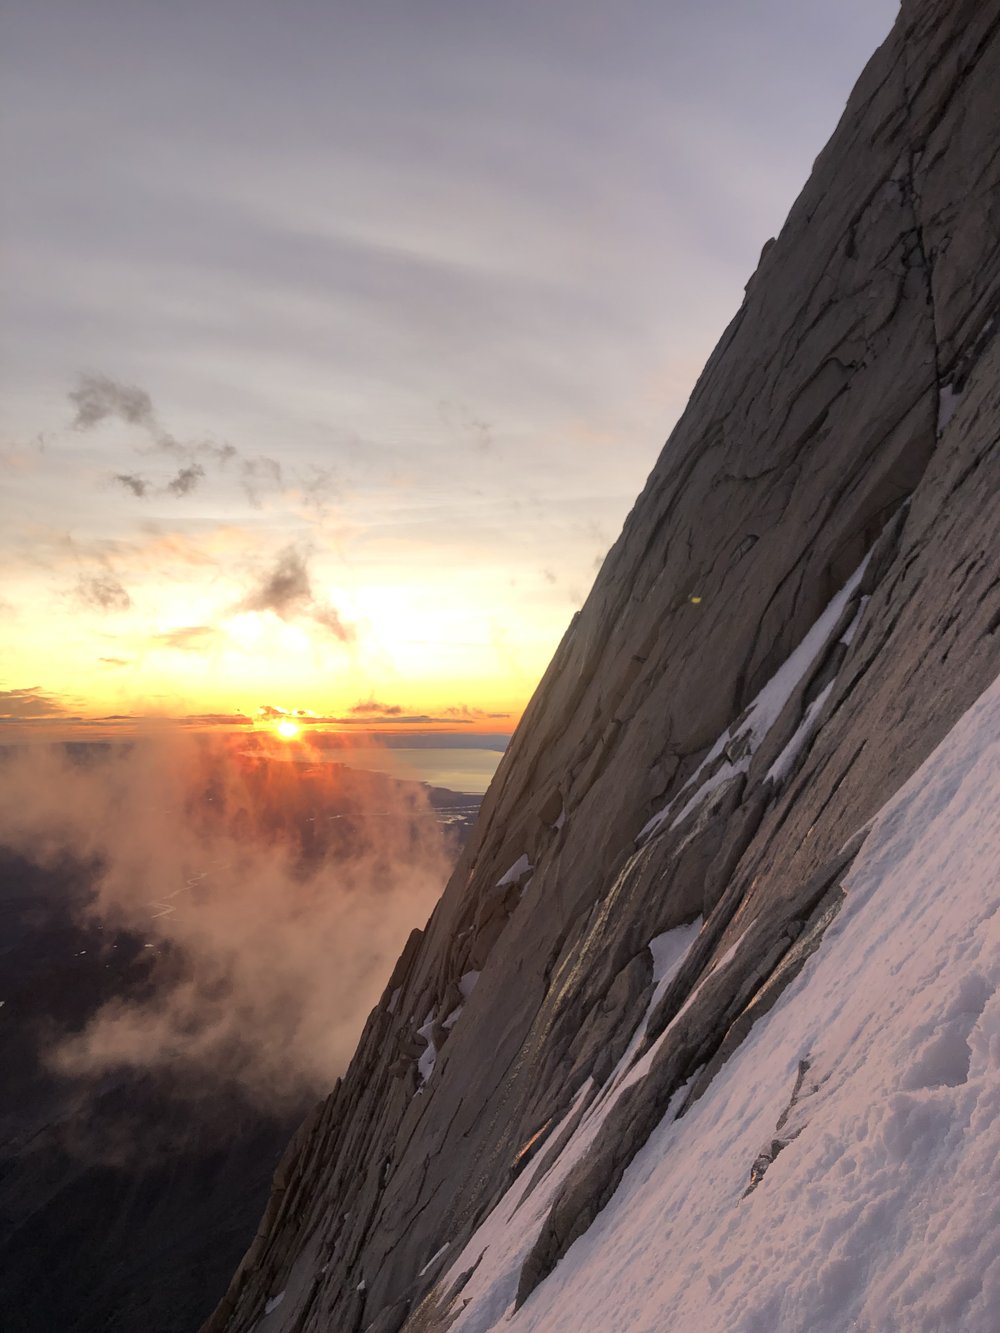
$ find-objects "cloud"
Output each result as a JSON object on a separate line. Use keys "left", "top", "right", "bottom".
{"left": 295, "top": 463, "right": 340, "bottom": 516}
{"left": 241, "top": 546, "right": 310, "bottom": 616}
{"left": 438, "top": 399, "right": 494, "bottom": 454}
{"left": 241, "top": 456, "right": 283, "bottom": 507}
{"left": 114, "top": 464, "right": 203, "bottom": 499}
{"left": 179, "top": 440, "right": 236, "bottom": 467}
{"left": 181, "top": 713, "right": 250, "bottom": 727}
{"left": 0, "top": 735, "right": 451, "bottom": 1106}
{"left": 256, "top": 704, "right": 293, "bottom": 721}
{"left": 153, "top": 625, "right": 221, "bottom": 652}
{"left": 312, "top": 605, "right": 351, "bottom": 639}
{"left": 257, "top": 706, "right": 493, "bottom": 727}
{"left": 0, "top": 686, "right": 72, "bottom": 720}
{"left": 99, "top": 657, "right": 131, "bottom": 667}
{"left": 238, "top": 546, "right": 353, "bottom": 642}
{"left": 255, "top": 706, "right": 337, "bottom": 725}
{"left": 443, "top": 704, "right": 512, "bottom": 721}
{"left": 113, "top": 472, "right": 150, "bottom": 497}
{"left": 165, "top": 462, "right": 205, "bottom": 497}
{"left": 71, "top": 374, "right": 288, "bottom": 507}
{"left": 328, "top": 713, "right": 477, "bottom": 726}
{"left": 70, "top": 374, "right": 155, "bottom": 431}
{"left": 76, "top": 572, "right": 131, "bottom": 612}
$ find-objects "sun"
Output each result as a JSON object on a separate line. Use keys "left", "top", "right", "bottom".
{"left": 275, "top": 718, "right": 301, "bottom": 741}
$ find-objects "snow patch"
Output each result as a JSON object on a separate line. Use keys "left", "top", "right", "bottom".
{"left": 497, "top": 854, "right": 532, "bottom": 886}
{"left": 438, "top": 921, "right": 704, "bottom": 1330}
{"left": 766, "top": 681, "right": 835, "bottom": 784}
{"left": 639, "top": 555, "right": 870, "bottom": 842}
{"left": 263, "top": 1291, "right": 285, "bottom": 1316}
{"left": 416, "top": 1010, "right": 437, "bottom": 1087}
{"left": 937, "top": 382, "right": 962, "bottom": 436}
{"left": 459, "top": 970, "right": 480, "bottom": 999}
{"left": 419, "top": 1242, "right": 450, "bottom": 1277}
{"left": 649, "top": 919, "right": 703, "bottom": 993}
{"left": 708, "top": 924, "right": 750, "bottom": 976}
{"left": 840, "top": 594, "right": 869, "bottom": 646}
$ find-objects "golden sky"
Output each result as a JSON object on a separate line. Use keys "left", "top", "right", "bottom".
{"left": 0, "top": 2, "right": 898, "bottom": 739}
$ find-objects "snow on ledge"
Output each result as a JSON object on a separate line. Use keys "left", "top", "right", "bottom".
{"left": 639, "top": 553, "right": 871, "bottom": 843}
{"left": 497, "top": 854, "right": 533, "bottom": 886}
{"left": 459, "top": 970, "right": 480, "bottom": 999}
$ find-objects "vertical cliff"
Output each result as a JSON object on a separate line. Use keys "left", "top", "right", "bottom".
{"left": 206, "top": 2, "right": 1000, "bottom": 1329}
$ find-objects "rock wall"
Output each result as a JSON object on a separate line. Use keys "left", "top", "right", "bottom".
{"left": 205, "top": 2, "right": 1000, "bottom": 1329}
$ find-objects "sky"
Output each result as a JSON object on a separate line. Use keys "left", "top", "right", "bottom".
{"left": 0, "top": 0, "right": 901, "bottom": 739}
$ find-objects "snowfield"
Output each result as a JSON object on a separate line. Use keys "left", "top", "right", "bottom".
{"left": 442, "top": 673, "right": 1000, "bottom": 1332}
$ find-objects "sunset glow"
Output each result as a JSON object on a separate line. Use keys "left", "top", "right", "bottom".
{"left": 0, "top": 2, "right": 899, "bottom": 743}
{"left": 275, "top": 719, "right": 302, "bottom": 741}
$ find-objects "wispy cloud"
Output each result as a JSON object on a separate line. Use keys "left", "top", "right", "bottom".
{"left": 256, "top": 702, "right": 492, "bottom": 727}
{"left": 153, "top": 625, "right": 221, "bottom": 652}
{"left": 331, "top": 713, "right": 483, "bottom": 726}
{"left": 294, "top": 463, "right": 340, "bottom": 517}
{"left": 350, "top": 699, "right": 404, "bottom": 716}
{"left": 180, "top": 712, "right": 251, "bottom": 727}
{"left": 70, "top": 374, "right": 279, "bottom": 504}
{"left": 0, "top": 686, "right": 72, "bottom": 720}
{"left": 257, "top": 704, "right": 296, "bottom": 721}
{"left": 75, "top": 572, "right": 131, "bottom": 612}
{"left": 165, "top": 462, "right": 204, "bottom": 497}
{"left": 70, "top": 374, "right": 155, "bottom": 432}
{"left": 443, "top": 704, "right": 512, "bottom": 721}
{"left": 113, "top": 472, "right": 150, "bottom": 498}
{"left": 242, "top": 546, "right": 311, "bottom": 615}
{"left": 238, "top": 545, "right": 353, "bottom": 641}
{"left": 241, "top": 456, "right": 283, "bottom": 507}
{"left": 438, "top": 399, "right": 494, "bottom": 454}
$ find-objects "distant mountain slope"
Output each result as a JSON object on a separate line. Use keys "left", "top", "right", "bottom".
{"left": 206, "top": 2, "right": 1000, "bottom": 1329}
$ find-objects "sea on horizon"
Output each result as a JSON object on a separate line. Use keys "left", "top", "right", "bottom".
{"left": 328, "top": 745, "right": 504, "bottom": 796}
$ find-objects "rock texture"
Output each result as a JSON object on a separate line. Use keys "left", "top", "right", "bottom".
{"left": 205, "top": 3, "right": 1000, "bottom": 1329}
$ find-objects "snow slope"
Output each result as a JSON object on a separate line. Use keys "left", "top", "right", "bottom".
{"left": 444, "top": 674, "right": 1000, "bottom": 1332}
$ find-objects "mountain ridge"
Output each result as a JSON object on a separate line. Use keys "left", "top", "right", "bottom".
{"left": 205, "top": 2, "right": 1000, "bottom": 1328}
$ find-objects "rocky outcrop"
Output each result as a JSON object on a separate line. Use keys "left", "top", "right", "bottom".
{"left": 205, "top": 3, "right": 1000, "bottom": 1329}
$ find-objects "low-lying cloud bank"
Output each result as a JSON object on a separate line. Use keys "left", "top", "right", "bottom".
{"left": 0, "top": 734, "right": 453, "bottom": 1107}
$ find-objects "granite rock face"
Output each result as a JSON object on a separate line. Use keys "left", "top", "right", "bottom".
{"left": 205, "top": 3, "right": 1000, "bottom": 1329}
